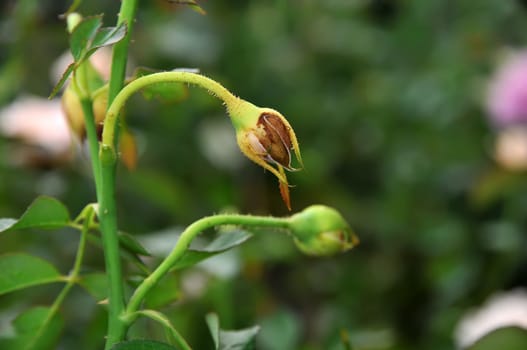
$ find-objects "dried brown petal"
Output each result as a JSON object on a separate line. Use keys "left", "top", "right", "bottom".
{"left": 257, "top": 113, "right": 293, "bottom": 169}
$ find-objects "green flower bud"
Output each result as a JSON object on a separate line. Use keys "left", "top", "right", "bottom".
{"left": 288, "top": 205, "right": 359, "bottom": 256}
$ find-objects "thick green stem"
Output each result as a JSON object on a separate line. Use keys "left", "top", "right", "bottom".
{"left": 123, "top": 214, "right": 290, "bottom": 320}
{"left": 100, "top": 145, "right": 127, "bottom": 349}
{"left": 102, "top": 71, "right": 242, "bottom": 148}
{"left": 98, "top": 0, "right": 138, "bottom": 348}
{"left": 108, "top": 0, "right": 138, "bottom": 110}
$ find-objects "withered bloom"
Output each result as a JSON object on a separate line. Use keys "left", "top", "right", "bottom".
{"left": 227, "top": 100, "right": 303, "bottom": 210}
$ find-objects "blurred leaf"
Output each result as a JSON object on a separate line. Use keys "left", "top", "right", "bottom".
{"left": 0, "top": 254, "right": 63, "bottom": 295}
{"left": 135, "top": 310, "right": 191, "bottom": 349}
{"left": 86, "top": 233, "right": 150, "bottom": 274}
{"left": 145, "top": 275, "right": 181, "bottom": 309}
{"left": 49, "top": 62, "right": 75, "bottom": 98}
{"left": 467, "top": 326, "right": 527, "bottom": 350}
{"left": 132, "top": 67, "right": 188, "bottom": 103}
{"left": 172, "top": 229, "right": 253, "bottom": 270}
{"left": 119, "top": 231, "right": 151, "bottom": 256}
{"left": 70, "top": 15, "right": 103, "bottom": 61}
{"left": 79, "top": 273, "right": 108, "bottom": 302}
{"left": 258, "top": 310, "right": 300, "bottom": 350}
{"left": 167, "top": 0, "right": 207, "bottom": 15}
{"left": 110, "top": 340, "right": 178, "bottom": 350}
{"left": 0, "top": 219, "right": 16, "bottom": 231}
{"left": 7, "top": 306, "right": 64, "bottom": 350}
{"left": 0, "top": 196, "right": 71, "bottom": 233}
{"left": 470, "top": 169, "right": 523, "bottom": 208}
{"left": 206, "top": 313, "right": 260, "bottom": 350}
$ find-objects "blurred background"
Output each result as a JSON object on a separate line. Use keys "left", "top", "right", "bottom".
{"left": 2, "top": 0, "right": 527, "bottom": 349}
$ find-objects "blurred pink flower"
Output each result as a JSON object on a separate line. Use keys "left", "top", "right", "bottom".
{"left": 487, "top": 51, "right": 527, "bottom": 126}
{"left": 494, "top": 126, "right": 527, "bottom": 170}
{"left": 0, "top": 96, "right": 72, "bottom": 165}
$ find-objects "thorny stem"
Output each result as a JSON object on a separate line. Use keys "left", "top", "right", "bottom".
{"left": 102, "top": 71, "right": 241, "bottom": 149}
{"left": 123, "top": 214, "right": 290, "bottom": 321}
{"left": 98, "top": 0, "right": 138, "bottom": 348}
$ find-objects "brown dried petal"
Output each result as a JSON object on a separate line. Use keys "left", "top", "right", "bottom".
{"left": 257, "top": 113, "right": 293, "bottom": 168}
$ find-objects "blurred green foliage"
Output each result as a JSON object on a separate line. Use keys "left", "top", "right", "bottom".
{"left": 2, "top": 0, "right": 527, "bottom": 349}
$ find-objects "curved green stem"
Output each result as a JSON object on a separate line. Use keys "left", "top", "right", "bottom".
{"left": 123, "top": 214, "right": 290, "bottom": 321}
{"left": 102, "top": 71, "right": 242, "bottom": 148}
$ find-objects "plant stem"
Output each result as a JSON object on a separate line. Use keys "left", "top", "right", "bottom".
{"left": 102, "top": 71, "right": 242, "bottom": 149}
{"left": 24, "top": 207, "right": 92, "bottom": 350}
{"left": 98, "top": 0, "right": 138, "bottom": 348}
{"left": 108, "top": 0, "right": 138, "bottom": 110}
{"left": 123, "top": 214, "right": 290, "bottom": 320}
{"left": 79, "top": 98, "right": 102, "bottom": 198}
{"left": 100, "top": 144, "right": 127, "bottom": 349}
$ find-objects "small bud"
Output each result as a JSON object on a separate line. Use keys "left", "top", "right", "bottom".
{"left": 62, "top": 84, "right": 106, "bottom": 140}
{"left": 61, "top": 64, "right": 137, "bottom": 170}
{"left": 228, "top": 99, "right": 303, "bottom": 210}
{"left": 66, "top": 13, "right": 82, "bottom": 33}
{"left": 288, "top": 205, "right": 359, "bottom": 256}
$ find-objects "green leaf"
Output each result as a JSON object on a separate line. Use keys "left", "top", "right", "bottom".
{"left": 258, "top": 310, "right": 301, "bottom": 350}
{"left": 144, "top": 275, "right": 181, "bottom": 309}
{"left": 167, "top": 0, "right": 207, "bottom": 15}
{"left": 49, "top": 61, "right": 75, "bottom": 99}
{"left": 8, "top": 306, "right": 64, "bottom": 350}
{"left": 110, "top": 340, "right": 178, "bottom": 350}
{"left": 172, "top": 229, "right": 253, "bottom": 270}
{"left": 70, "top": 15, "right": 103, "bottom": 61}
{"left": 132, "top": 67, "right": 189, "bottom": 103}
{"left": 87, "top": 23, "right": 127, "bottom": 55}
{"left": 0, "top": 196, "right": 71, "bottom": 233}
{"left": 0, "top": 254, "right": 63, "bottom": 295}
{"left": 134, "top": 310, "right": 191, "bottom": 349}
{"left": 467, "top": 326, "right": 527, "bottom": 350}
{"left": 206, "top": 313, "right": 260, "bottom": 350}
{"left": 86, "top": 233, "right": 150, "bottom": 274}
{"left": 119, "top": 231, "right": 151, "bottom": 256}
{"left": 79, "top": 272, "right": 108, "bottom": 302}
{"left": 0, "top": 218, "right": 16, "bottom": 231}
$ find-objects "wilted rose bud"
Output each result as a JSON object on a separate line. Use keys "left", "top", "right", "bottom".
{"left": 288, "top": 205, "right": 359, "bottom": 256}
{"left": 228, "top": 99, "right": 303, "bottom": 210}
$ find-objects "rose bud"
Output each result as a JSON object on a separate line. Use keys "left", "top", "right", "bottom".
{"left": 228, "top": 99, "right": 303, "bottom": 210}
{"left": 288, "top": 205, "right": 359, "bottom": 256}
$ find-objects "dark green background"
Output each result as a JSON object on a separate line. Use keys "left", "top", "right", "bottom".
{"left": 2, "top": 1, "right": 527, "bottom": 349}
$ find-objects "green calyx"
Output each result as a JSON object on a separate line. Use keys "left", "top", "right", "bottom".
{"left": 288, "top": 205, "right": 359, "bottom": 256}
